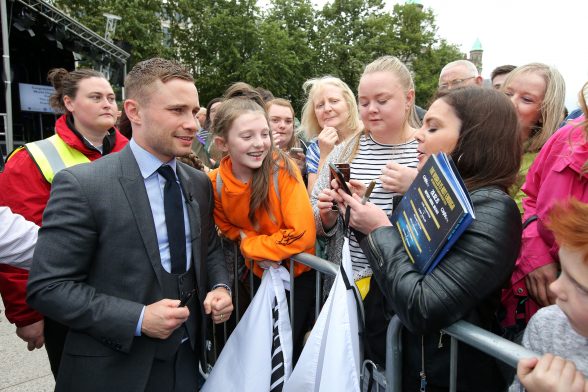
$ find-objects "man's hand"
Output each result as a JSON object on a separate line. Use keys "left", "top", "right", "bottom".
{"left": 203, "top": 287, "right": 233, "bottom": 324}
{"left": 518, "top": 354, "right": 588, "bottom": 392}
{"left": 525, "top": 263, "right": 558, "bottom": 307}
{"left": 16, "top": 319, "right": 45, "bottom": 351}
{"left": 141, "top": 299, "right": 189, "bottom": 339}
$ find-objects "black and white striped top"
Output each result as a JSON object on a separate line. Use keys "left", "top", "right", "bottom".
{"left": 347, "top": 134, "right": 419, "bottom": 280}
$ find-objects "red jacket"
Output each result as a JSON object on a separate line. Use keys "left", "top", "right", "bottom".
{"left": 0, "top": 115, "right": 128, "bottom": 326}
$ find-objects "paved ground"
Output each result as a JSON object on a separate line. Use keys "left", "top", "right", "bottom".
{"left": 0, "top": 303, "right": 54, "bottom": 391}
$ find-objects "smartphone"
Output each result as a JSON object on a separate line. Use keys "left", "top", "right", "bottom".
{"left": 178, "top": 289, "right": 196, "bottom": 307}
{"left": 328, "top": 163, "right": 352, "bottom": 196}
{"left": 289, "top": 147, "right": 304, "bottom": 156}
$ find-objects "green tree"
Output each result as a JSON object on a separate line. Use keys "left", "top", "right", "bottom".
{"left": 315, "top": 0, "right": 387, "bottom": 91}
{"left": 54, "top": 0, "right": 170, "bottom": 69}
{"left": 362, "top": 3, "right": 463, "bottom": 107}
{"left": 261, "top": 0, "right": 319, "bottom": 111}
{"left": 164, "top": 0, "right": 262, "bottom": 105}
{"left": 52, "top": 0, "right": 462, "bottom": 109}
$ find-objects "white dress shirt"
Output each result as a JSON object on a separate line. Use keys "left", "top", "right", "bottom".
{"left": 0, "top": 207, "right": 39, "bottom": 270}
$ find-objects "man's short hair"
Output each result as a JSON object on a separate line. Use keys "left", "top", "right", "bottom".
{"left": 491, "top": 65, "right": 517, "bottom": 82}
{"left": 125, "top": 58, "right": 194, "bottom": 103}
{"left": 440, "top": 59, "right": 479, "bottom": 77}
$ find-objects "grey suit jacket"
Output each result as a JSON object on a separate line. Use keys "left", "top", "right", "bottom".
{"left": 27, "top": 145, "right": 229, "bottom": 391}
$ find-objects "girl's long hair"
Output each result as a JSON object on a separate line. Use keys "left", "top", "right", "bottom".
{"left": 212, "top": 96, "right": 297, "bottom": 226}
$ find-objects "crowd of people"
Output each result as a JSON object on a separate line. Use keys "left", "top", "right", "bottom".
{"left": 0, "top": 55, "right": 587, "bottom": 392}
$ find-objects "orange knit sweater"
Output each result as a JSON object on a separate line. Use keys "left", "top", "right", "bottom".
{"left": 208, "top": 156, "right": 316, "bottom": 278}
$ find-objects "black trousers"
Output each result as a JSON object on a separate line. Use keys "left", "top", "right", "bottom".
{"left": 146, "top": 341, "right": 202, "bottom": 392}
{"left": 44, "top": 317, "right": 69, "bottom": 378}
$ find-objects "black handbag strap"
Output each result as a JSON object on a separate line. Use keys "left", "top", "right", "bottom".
{"left": 522, "top": 214, "right": 538, "bottom": 230}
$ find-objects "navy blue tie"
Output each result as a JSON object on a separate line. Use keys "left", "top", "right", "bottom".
{"left": 157, "top": 165, "right": 186, "bottom": 274}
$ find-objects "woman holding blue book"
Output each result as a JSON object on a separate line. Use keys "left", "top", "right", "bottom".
{"left": 331, "top": 87, "right": 523, "bottom": 391}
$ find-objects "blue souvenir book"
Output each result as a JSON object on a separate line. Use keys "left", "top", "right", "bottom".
{"left": 390, "top": 153, "right": 475, "bottom": 274}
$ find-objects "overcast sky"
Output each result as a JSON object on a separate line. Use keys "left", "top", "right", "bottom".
{"left": 400, "top": 0, "right": 587, "bottom": 110}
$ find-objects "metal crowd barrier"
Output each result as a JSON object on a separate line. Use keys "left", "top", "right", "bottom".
{"left": 213, "top": 249, "right": 542, "bottom": 392}
{"left": 385, "top": 315, "right": 540, "bottom": 392}
{"left": 209, "top": 246, "right": 341, "bottom": 364}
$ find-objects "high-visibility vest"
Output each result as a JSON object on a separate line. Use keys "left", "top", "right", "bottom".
{"left": 11, "top": 134, "right": 91, "bottom": 184}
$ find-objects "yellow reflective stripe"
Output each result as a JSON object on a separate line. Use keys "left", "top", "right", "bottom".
{"left": 51, "top": 135, "right": 90, "bottom": 169}
{"left": 25, "top": 135, "right": 90, "bottom": 184}
{"left": 6, "top": 146, "right": 26, "bottom": 161}
{"left": 25, "top": 141, "right": 56, "bottom": 183}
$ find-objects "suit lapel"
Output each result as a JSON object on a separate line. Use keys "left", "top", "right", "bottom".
{"left": 176, "top": 163, "right": 202, "bottom": 284}
{"left": 118, "top": 146, "right": 164, "bottom": 288}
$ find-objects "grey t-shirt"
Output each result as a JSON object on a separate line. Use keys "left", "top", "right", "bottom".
{"left": 509, "top": 305, "right": 588, "bottom": 391}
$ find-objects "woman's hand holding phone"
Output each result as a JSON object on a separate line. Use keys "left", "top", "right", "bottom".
{"left": 289, "top": 148, "right": 306, "bottom": 174}
{"left": 317, "top": 187, "right": 341, "bottom": 230}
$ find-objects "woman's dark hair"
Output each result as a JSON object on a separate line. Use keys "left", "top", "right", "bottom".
{"left": 117, "top": 109, "right": 132, "bottom": 139}
{"left": 204, "top": 97, "right": 223, "bottom": 131}
{"left": 437, "top": 87, "right": 522, "bottom": 192}
{"left": 47, "top": 68, "right": 105, "bottom": 114}
{"left": 255, "top": 87, "right": 275, "bottom": 102}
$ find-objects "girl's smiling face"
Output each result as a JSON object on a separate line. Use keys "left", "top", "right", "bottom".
{"left": 219, "top": 111, "right": 271, "bottom": 182}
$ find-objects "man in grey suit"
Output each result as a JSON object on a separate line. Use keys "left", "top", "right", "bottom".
{"left": 27, "top": 58, "right": 233, "bottom": 391}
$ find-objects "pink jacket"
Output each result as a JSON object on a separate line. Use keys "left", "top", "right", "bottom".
{"left": 502, "top": 116, "right": 588, "bottom": 325}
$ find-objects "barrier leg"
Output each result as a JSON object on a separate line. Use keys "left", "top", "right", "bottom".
{"left": 315, "top": 271, "right": 321, "bottom": 320}
{"left": 249, "top": 265, "right": 255, "bottom": 300}
{"left": 385, "top": 315, "right": 403, "bottom": 392}
{"left": 290, "top": 263, "right": 295, "bottom": 343}
{"left": 233, "top": 243, "right": 240, "bottom": 323}
{"left": 449, "top": 336, "right": 458, "bottom": 392}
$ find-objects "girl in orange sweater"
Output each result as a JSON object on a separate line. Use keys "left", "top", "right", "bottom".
{"left": 208, "top": 94, "right": 316, "bottom": 362}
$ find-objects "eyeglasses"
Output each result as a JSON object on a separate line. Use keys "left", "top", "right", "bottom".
{"left": 438, "top": 76, "right": 476, "bottom": 90}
